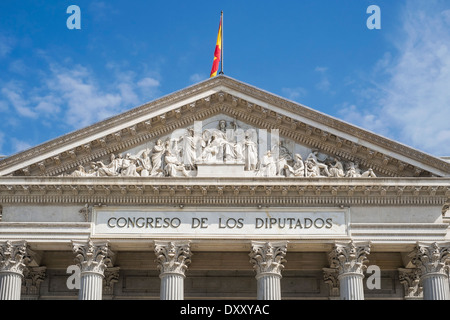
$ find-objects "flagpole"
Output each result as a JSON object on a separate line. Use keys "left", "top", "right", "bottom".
{"left": 219, "top": 10, "right": 224, "bottom": 74}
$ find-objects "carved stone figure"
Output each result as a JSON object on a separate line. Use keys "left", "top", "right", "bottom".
{"left": 305, "top": 159, "right": 323, "bottom": 177}
{"left": 328, "top": 157, "right": 345, "bottom": 178}
{"left": 164, "top": 150, "right": 189, "bottom": 177}
{"left": 179, "top": 128, "right": 198, "bottom": 170}
{"left": 306, "top": 150, "right": 331, "bottom": 177}
{"left": 285, "top": 154, "right": 305, "bottom": 177}
{"left": 259, "top": 151, "right": 277, "bottom": 177}
{"left": 70, "top": 165, "right": 87, "bottom": 177}
{"left": 97, "top": 154, "right": 119, "bottom": 177}
{"left": 151, "top": 139, "right": 165, "bottom": 176}
{"left": 86, "top": 162, "right": 100, "bottom": 177}
{"left": 345, "top": 162, "right": 376, "bottom": 178}
{"left": 137, "top": 150, "right": 152, "bottom": 177}
{"left": 121, "top": 155, "right": 140, "bottom": 177}
{"left": 201, "top": 134, "right": 220, "bottom": 162}
{"left": 244, "top": 133, "right": 258, "bottom": 171}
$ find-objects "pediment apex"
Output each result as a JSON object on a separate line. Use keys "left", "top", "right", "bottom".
{"left": 0, "top": 75, "right": 449, "bottom": 178}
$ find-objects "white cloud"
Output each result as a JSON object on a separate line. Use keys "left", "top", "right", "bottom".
{"left": 315, "top": 66, "right": 331, "bottom": 92}
{"left": 0, "top": 100, "right": 9, "bottom": 113}
{"left": 340, "top": 0, "right": 450, "bottom": 156}
{"left": 41, "top": 64, "right": 161, "bottom": 128}
{"left": 8, "top": 59, "right": 28, "bottom": 75}
{"left": 0, "top": 132, "right": 5, "bottom": 156}
{"left": 1, "top": 83, "right": 38, "bottom": 118}
{"left": 0, "top": 34, "right": 15, "bottom": 58}
{"left": 0, "top": 61, "right": 162, "bottom": 147}
{"left": 47, "top": 64, "right": 125, "bottom": 127}
{"left": 137, "top": 77, "right": 160, "bottom": 88}
{"left": 281, "top": 87, "right": 307, "bottom": 101}
{"left": 34, "top": 100, "right": 61, "bottom": 114}
{"left": 10, "top": 137, "right": 32, "bottom": 154}
{"left": 189, "top": 73, "right": 207, "bottom": 83}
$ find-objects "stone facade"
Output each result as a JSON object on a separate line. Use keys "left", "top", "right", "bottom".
{"left": 0, "top": 75, "right": 449, "bottom": 300}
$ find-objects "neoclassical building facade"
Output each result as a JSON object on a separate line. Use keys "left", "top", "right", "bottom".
{"left": 0, "top": 75, "right": 449, "bottom": 300}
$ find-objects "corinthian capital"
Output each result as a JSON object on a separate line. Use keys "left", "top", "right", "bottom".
{"left": 22, "top": 266, "right": 47, "bottom": 296}
{"left": 323, "top": 267, "right": 340, "bottom": 297}
{"left": 154, "top": 241, "right": 192, "bottom": 276}
{"left": 408, "top": 242, "right": 450, "bottom": 276}
{"left": 398, "top": 268, "right": 423, "bottom": 299}
{"left": 328, "top": 241, "right": 371, "bottom": 275}
{"left": 249, "top": 241, "right": 288, "bottom": 277}
{"left": 0, "top": 240, "right": 33, "bottom": 275}
{"left": 72, "top": 240, "right": 114, "bottom": 275}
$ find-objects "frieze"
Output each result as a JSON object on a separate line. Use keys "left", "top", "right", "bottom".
{"left": 59, "top": 117, "right": 379, "bottom": 179}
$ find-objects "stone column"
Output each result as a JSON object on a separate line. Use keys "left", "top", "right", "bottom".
{"left": 328, "top": 241, "right": 371, "bottom": 300}
{"left": 409, "top": 242, "right": 450, "bottom": 300}
{"left": 72, "top": 240, "right": 114, "bottom": 300}
{"left": 0, "top": 240, "right": 33, "bottom": 300}
{"left": 249, "top": 241, "right": 287, "bottom": 300}
{"left": 154, "top": 241, "right": 192, "bottom": 300}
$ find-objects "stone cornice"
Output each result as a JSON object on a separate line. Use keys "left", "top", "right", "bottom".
{"left": 0, "top": 177, "right": 449, "bottom": 207}
{"left": 0, "top": 75, "right": 448, "bottom": 178}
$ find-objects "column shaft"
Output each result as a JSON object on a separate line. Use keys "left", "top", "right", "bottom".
{"left": 79, "top": 272, "right": 104, "bottom": 300}
{"left": 422, "top": 273, "right": 450, "bottom": 300}
{"left": 339, "top": 273, "right": 365, "bottom": 300}
{"left": 160, "top": 273, "right": 184, "bottom": 300}
{"left": 0, "top": 272, "right": 22, "bottom": 300}
{"left": 257, "top": 273, "right": 281, "bottom": 300}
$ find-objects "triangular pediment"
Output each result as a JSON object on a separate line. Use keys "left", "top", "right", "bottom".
{"left": 1, "top": 75, "right": 449, "bottom": 178}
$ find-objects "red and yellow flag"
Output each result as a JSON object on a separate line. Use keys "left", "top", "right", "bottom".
{"left": 210, "top": 13, "right": 222, "bottom": 78}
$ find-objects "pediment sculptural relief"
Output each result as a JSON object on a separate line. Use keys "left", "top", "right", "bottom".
{"left": 65, "top": 118, "right": 377, "bottom": 178}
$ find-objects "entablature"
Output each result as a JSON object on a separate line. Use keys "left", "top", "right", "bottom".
{"left": 1, "top": 176, "right": 449, "bottom": 207}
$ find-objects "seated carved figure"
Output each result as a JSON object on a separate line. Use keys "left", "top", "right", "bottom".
{"left": 258, "top": 151, "right": 277, "bottom": 177}
{"left": 97, "top": 154, "right": 120, "bottom": 177}
{"left": 306, "top": 150, "right": 331, "bottom": 177}
{"left": 328, "top": 158, "right": 345, "bottom": 178}
{"left": 345, "top": 162, "right": 377, "bottom": 178}
{"left": 285, "top": 154, "right": 305, "bottom": 177}
{"left": 164, "top": 150, "right": 189, "bottom": 177}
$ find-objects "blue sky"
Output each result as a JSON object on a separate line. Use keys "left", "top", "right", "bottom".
{"left": 1, "top": 0, "right": 450, "bottom": 158}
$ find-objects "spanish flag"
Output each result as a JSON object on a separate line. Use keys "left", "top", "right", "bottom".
{"left": 210, "top": 12, "right": 223, "bottom": 78}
